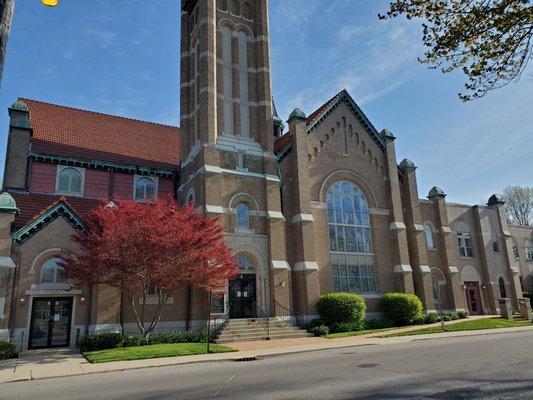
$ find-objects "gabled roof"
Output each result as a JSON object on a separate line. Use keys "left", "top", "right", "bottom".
{"left": 11, "top": 193, "right": 98, "bottom": 230}
{"left": 274, "top": 89, "right": 386, "bottom": 159}
{"left": 12, "top": 194, "right": 90, "bottom": 245}
{"left": 20, "top": 99, "right": 181, "bottom": 170}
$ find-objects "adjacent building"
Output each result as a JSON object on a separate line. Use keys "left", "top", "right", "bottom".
{"left": 0, "top": 0, "right": 531, "bottom": 350}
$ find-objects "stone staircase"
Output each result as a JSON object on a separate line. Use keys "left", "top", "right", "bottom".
{"left": 214, "top": 318, "right": 313, "bottom": 344}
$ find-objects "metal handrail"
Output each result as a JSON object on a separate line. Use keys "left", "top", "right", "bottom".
{"left": 252, "top": 301, "right": 270, "bottom": 340}
{"left": 209, "top": 302, "right": 230, "bottom": 342}
{"left": 274, "top": 300, "right": 307, "bottom": 327}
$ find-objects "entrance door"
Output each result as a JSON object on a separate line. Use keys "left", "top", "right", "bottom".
{"left": 29, "top": 298, "right": 73, "bottom": 349}
{"left": 465, "top": 282, "right": 483, "bottom": 316}
{"left": 229, "top": 274, "right": 256, "bottom": 319}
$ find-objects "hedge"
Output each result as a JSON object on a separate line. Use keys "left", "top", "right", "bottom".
{"left": 316, "top": 292, "right": 366, "bottom": 325}
{"left": 381, "top": 292, "right": 423, "bottom": 326}
{"left": 0, "top": 342, "right": 17, "bottom": 361}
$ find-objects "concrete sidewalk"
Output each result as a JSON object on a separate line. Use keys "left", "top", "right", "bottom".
{"left": 1, "top": 316, "right": 532, "bottom": 384}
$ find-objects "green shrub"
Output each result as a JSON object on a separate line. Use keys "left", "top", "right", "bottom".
{"left": 457, "top": 310, "right": 469, "bottom": 319}
{"left": 412, "top": 315, "right": 425, "bottom": 325}
{"left": 122, "top": 330, "right": 207, "bottom": 347}
{"left": 0, "top": 342, "right": 17, "bottom": 360}
{"left": 381, "top": 293, "right": 423, "bottom": 326}
{"left": 79, "top": 333, "right": 124, "bottom": 352}
{"left": 316, "top": 292, "right": 366, "bottom": 325}
{"left": 439, "top": 311, "right": 460, "bottom": 321}
{"left": 329, "top": 321, "right": 365, "bottom": 334}
{"left": 308, "top": 319, "right": 325, "bottom": 330}
{"left": 423, "top": 313, "right": 440, "bottom": 324}
{"left": 309, "top": 325, "right": 330, "bottom": 336}
{"left": 364, "top": 319, "right": 393, "bottom": 330}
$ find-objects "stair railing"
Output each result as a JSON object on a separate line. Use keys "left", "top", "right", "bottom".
{"left": 252, "top": 301, "right": 270, "bottom": 340}
{"left": 274, "top": 300, "right": 307, "bottom": 328}
{"left": 209, "top": 303, "right": 230, "bottom": 342}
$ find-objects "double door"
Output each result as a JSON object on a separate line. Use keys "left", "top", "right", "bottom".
{"left": 465, "top": 282, "right": 483, "bottom": 316}
{"left": 229, "top": 274, "right": 256, "bottom": 319}
{"left": 29, "top": 298, "right": 73, "bottom": 349}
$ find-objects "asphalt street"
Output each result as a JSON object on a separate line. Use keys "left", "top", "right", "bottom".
{"left": 2, "top": 330, "right": 532, "bottom": 400}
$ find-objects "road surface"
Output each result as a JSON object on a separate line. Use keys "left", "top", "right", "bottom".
{"left": 2, "top": 330, "right": 532, "bottom": 400}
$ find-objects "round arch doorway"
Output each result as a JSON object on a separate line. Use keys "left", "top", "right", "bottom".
{"left": 229, "top": 255, "right": 256, "bottom": 319}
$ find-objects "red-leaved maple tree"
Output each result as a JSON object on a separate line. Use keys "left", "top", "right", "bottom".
{"left": 60, "top": 196, "right": 238, "bottom": 337}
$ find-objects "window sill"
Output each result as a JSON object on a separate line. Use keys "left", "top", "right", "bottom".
{"left": 460, "top": 257, "right": 475, "bottom": 260}
{"left": 56, "top": 191, "right": 84, "bottom": 197}
{"left": 427, "top": 247, "right": 437, "bottom": 251}
{"left": 139, "top": 296, "right": 174, "bottom": 305}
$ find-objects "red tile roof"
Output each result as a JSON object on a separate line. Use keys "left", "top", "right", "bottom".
{"left": 21, "top": 99, "right": 181, "bottom": 170}
{"left": 11, "top": 192, "right": 100, "bottom": 229}
{"left": 274, "top": 90, "right": 346, "bottom": 155}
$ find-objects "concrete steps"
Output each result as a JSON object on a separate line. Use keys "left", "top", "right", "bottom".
{"left": 214, "top": 318, "right": 313, "bottom": 344}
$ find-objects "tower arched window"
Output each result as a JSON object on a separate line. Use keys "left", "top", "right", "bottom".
{"left": 236, "top": 203, "right": 250, "bottom": 230}
{"left": 57, "top": 167, "right": 83, "bottom": 195}
{"left": 432, "top": 274, "right": 441, "bottom": 309}
{"left": 243, "top": 2, "right": 251, "bottom": 19}
{"left": 238, "top": 30, "right": 250, "bottom": 137}
{"left": 424, "top": 223, "right": 435, "bottom": 249}
{"left": 498, "top": 277, "right": 507, "bottom": 298}
{"left": 327, "top": 181, "right": 376, "bottom": 294}
{"left": 135, "top": 177, "right": 156, "bottom": 201}
{"left": 236, "top": 255, "right": 255, "bottom": 271}
{"left": 230, "top": 0, "right": 239, "bottom": 14}
{"left": 221, "top": 26, "right": 233, "bottom": 135}
{"left": 40, "top": 258, "right": 68, "bottom": 284}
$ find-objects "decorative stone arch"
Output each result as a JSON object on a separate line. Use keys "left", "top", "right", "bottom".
{"left": 460, "top": 265, "right": 482, "bottom": 283}
{"left": 318, "top": 169, "right": 379, "bottom": 209}
{"left": 217, "top": 18, "right": 237, "bottom": 32}
{"left": 235, "top": 23, "right": 254, "bottom": 38}
{"left": 229, "top": 192, "right": 259, "bottom": 211}
{"left": 29, "top": 248, "right": 64, "bottom": 276}
{"left": 454, "top": 220, "right": 471, "bottom": 233}
{"left": 423, "top": 220, "right": 437, "bottom": 233}
{"left": 431, "top": 267, "right": 447, "bottom": 285}
{"left": 232, "top": 243, "right": 269, "bottom": 310}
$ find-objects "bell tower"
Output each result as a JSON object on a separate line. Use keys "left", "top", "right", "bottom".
{"left": 179, "top": 0, "right": 291, "bottom": 315}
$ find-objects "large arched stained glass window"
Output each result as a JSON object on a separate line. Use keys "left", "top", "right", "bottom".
{"left": 327, "top": 181, "right": 376, "bottom": 294}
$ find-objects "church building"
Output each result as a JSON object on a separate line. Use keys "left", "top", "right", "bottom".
{"left": 0, "top": 0, "right": 531, "bottom": 350}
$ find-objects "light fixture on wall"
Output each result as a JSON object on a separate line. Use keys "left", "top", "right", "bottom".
{"left": 481, "top": 285, "right": 487, "bottom": 290}
{"left": 18, "top": 297, "right": 26, "bottom": 305}
{"left": 79, "top": 297, "right": 86, "bottom": 305}
{"left": 41, "top": 0, "right": 59, "bottom": 6}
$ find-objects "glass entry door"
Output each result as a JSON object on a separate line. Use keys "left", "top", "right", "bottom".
{"left": 229, "top": 274, "right": 256, "bottom": 319}
{"left": 29, "top": 298, "right": 73, "bottom": 349}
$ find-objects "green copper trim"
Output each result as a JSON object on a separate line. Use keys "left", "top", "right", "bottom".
{"left": 287, "top": 108, "right": 307, "bottom": 122}
{"left": 428, "top": 186, "right": 446, "bottom": 199}
{"left": 9, "top": 100, "right": 29, "bottom": 112}
{"left": 0, "top": 192, "right": 18, "bottom": 214}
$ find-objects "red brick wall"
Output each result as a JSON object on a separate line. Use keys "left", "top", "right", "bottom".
{"left": 29, "top": 162, "right": 56, "bottom": 193}
{"left": 158, "top": 177, "right": 174, "bottom": 196}
{"left": 85, "top": 169, "right": 110, "bottom": 199}
{"left": 112, "top": 172, "right": 134, "bottom": 200}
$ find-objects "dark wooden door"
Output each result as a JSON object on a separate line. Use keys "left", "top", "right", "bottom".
{"left": 29, "top": 298, "right": 73, "bottom": 349}
{"left": 465, "top": 282, "right": 483, "bottom": 315}
{"left": 229, "top": 274, "right": 256, "bottom": 319}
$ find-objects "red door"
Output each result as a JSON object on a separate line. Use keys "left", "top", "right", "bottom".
{"left": 465, "top": 282, "right": 483, "bottom": 315}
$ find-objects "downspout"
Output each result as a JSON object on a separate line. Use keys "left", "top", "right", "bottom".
{"left": 185, "top": 284, "right": 192, "bottom": 331}
{"left": 85, "top": 284, "right": 93, "bottom": 336}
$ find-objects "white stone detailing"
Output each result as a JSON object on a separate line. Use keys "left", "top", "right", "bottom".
{"left": 311, "top": 201, "right": 326, "bottom": 209}
{"left": 139, "top": 296, "right": 174, "bottom": 305}
{"left": 293, "top": 262, "right": 319, "bottom": 271}
{"left": 448, "top": 266, "right": 459, "bottom": 274}
{"left": 419, "top": 265, "right": 431, "bottom": 273}
{"left": 511, "top": 267, "right": 520, "bottom": 275}
{"left": 204, "top": 165, "right": 223, "bottom": 174}
{"left": 361, "top": 294, "right": 383, "bottom": 299}
{"left": 390, "top": 222, "right": 406, "bottom": 231}
{"left": 24, "top": 288, "right": 83, "bottom": 295}
{"left": 205, "top": 205, "right": 225, "bottom": 214}
{"left": 502, "top": 230, "right": 512, "bottom": 237}
{"left": 216, "top": 134, "right": 264, "bottom": 156}
{"left": 393, "top": 264, "right": 412, "bottom": 273}
{"left": 267, "top": 211, "right": 285, "bottom": 220}
{"left": 291, "top": 214, "right": 314, "bottom": 223}
{"left": 256, "top": 35, "right": 268, "bottom": 42}
{"left": 0, "top": 257, "right": 15, "bottom": 268}
{"left": 369, "top": 208, "right": 390, "bottom": 216}
{"left": 258, "top": 100, "right": 270, "bottom": 107}
{"left": 271, "top": 261, "right": 290, "bottom": 270}
{"left": 265, "top": 174, "right": 280, "bottom": 182}
{"left": 413, "top": 224, "right": 425, "bottom": 232}
{"left": 441, "top": 226, "right": 452, "bottom": 234}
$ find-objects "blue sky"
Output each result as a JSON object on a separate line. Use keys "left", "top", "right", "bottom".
{"left": 1, "top": 0, "right": 531, "bottom": 204}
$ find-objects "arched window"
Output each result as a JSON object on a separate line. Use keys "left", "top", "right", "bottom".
{"left": 221, "top": 26, "right": 233, "bottom": 135}
{"left": 341, "top": 117, "right": 348, "bottom": 155}
{"left": 57, "top": 167, "right": 82, "bottom": 195}
{"left": 236, "top": 203, "right": 250, "bottom": 230}
{"left": 230, "top": 0, "right": 239, "bottom": 14}
{"left": 432, "top": 274, "right": 441, "bottom": 309}
{"left": 40, "top": 258, "right": 68, "bottom": 284}
{"left": 327, "top": 181, "right": 376, "bottom": 294}
{"left": 238, "top": 30, "right": 250, "bottom": 137}
{"left": 491, "top": 229, "right": 499, "bottom": 253}
{"left": 424, "top": 223, "right": 435, "bottom": 249}
{"left": 236, "top": 255, "right": 254, "bottom": 271}
{"left": 498, "top": 277, "right": 507, "bottom": 298}
{"left": 135, "top": 177, "right": 156, "bottom": 201}
{"left": 243, "top": 2, "right": 251, "bottom": 19}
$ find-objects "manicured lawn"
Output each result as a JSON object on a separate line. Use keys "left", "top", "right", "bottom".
{"left": 384, "top": 318, "right": 533, "bottom": 337}
{"left": 84, "top": 343, "right": 237, "bottom": 364}
{"left": 324, "top": 327, "right": 397, "bottom": 339}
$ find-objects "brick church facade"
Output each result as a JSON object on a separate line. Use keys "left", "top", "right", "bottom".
{"left": 0, "top": 0, "right": 531, "bottom": 350}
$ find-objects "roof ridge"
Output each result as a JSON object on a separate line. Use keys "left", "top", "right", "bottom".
{"left": 19, "top": 98, "right": 179, "bottom": 129}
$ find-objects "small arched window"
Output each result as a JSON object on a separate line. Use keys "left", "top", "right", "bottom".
{"left": 57, "top": 167, "right": 83, "bottom": 195}
{"left": 230, "top": 0, "right": 239, "bottom": 14}
{"left": 424, "top": 224, "right": 435, "bottom": 249}
{"left": 491, "top": 229, "right": 499, "bottom": 253}
{"left": 236, "top": 203, "right": 250, "bottom": 230}
{"left": 40, "top": 258, "right": 68, "bottom": 284}
{"left": 243, "top": 2, "right": 252, "bottom": 19}
{"left": 236, "top": 255, "right": 254, "bottom": 271}
{"left": 135, "top": 177, "right": 156, "bottom": 201}
{"left": 432, "top": 274, "right": 441, "bottom": 309}
{"left": 498, "top": 277, "right": 507, "bottom": 298}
